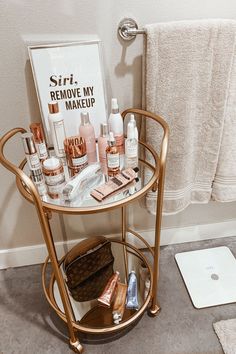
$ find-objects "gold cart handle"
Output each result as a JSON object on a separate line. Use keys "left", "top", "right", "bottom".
{"left": 0, "top": 127, "right": 41, "bottom": 204}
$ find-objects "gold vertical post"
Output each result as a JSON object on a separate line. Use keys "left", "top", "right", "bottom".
{"left": 121, "top": 206, "right": 128, "bottom": 282}
{"left": 0, "top": 128, "right": 83, "bottom": 353}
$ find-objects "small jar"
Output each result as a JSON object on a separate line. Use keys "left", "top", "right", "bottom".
{"left": 42, "top": 157, "right": 65, "bottom": 199}
{"left": 64, "top": 136, "right": 88, "bottom": 177}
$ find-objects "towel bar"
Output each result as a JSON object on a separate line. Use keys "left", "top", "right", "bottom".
{"left": 118, "top": 18, "right": 146, "bottom": 41}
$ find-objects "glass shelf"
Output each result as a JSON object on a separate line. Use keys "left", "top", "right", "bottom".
{"left": 18, "top": 142, "right": 159, "bottom": 214}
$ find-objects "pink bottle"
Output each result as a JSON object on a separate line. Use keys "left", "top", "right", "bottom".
{"left": 79, "top": 112, "right": 97, "bottom": 164}
{"left": 98, "top": 123, "right": 109, "bottom": 174}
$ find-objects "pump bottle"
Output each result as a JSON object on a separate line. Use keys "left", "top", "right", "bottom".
{"left": 48, "top": 102, "right": 66, "bottom": 158}
{"left": 125, "top": 117, "right": 138, "bottom": 169}
{"left": 108, "top": 98, "right": 124, "bottom": 154}
{"left": 79, "top": 112, "right": 97, "bottom": 164}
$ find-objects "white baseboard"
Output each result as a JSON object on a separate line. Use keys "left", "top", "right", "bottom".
{"left": 1, "top": 220, "right": 236, "bottom": 269}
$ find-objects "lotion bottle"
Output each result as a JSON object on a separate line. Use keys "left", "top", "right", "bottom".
{"left": 79, "top": 112, "right": 97, "bottom": 164}
{"left": 108, "top": 98, "right": 124, "bottom": 154}
{"left": 48, "top": 102, "right": 66, "bottom": 158}
{"left": 125, "top": 119, "right": 138, "bottom": 169}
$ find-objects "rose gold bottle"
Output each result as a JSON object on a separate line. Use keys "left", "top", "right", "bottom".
{"left": 106, "top": 132, "right": 120, "bottom": 177}
{"left": 64, "top": 136, "right": 88, "bottom": 177}
{"left": 30, "top": 122, "right": 48, "bottom": 161}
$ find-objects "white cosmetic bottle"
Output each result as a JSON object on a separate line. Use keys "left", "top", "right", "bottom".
{"left": 48, "top": 102, "right": 66, "bottom": 158}
{"left": 128, "top": 114, "right": 138, "bottom": 141}
{"left": 108, "top": 98, "right": 124, "bottom": 154}
{"left": 125, "top": 118, "right": 138, "bottom": 169}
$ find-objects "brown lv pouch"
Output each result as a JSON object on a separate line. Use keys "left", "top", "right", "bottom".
{"left": 64, "top": 236, "right": 114, "bottom": 302}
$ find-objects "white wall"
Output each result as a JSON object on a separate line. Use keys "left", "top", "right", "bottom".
{"left": 1, "top": 0, "right": 236, "bottom": 252}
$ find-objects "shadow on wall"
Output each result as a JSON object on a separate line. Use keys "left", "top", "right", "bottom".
{"left": 0, "top": 182, "right": 42, "bottom": 250}
{"left": 25, "top": 59, "right": 42, "bottom": 124}
{"left": 115, "top": 40, "right": 142, "bottom": 109}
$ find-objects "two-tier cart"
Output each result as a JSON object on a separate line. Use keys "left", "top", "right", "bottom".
{"left": 0, "top": 108, "right": 169, "bottom": 353}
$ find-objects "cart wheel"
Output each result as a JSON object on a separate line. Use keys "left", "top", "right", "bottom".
{"left": 147, "top": 304, "right": 161, "bottom": 317}
{"left": 69, "top": 340, "right": 84, "bottom": 353}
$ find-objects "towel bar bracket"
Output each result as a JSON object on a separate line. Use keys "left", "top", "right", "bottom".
{"left": 118, "top": 18, "right": 146, "bottom": 41}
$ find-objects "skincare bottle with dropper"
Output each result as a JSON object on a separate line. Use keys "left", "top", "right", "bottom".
{"left": 108, "top": 98, "right": 124, "bottom": 154}
{"left": 125, "top": 117, "right": 138, "bottom": 169}
{"left": 79, "top": 112, "right": 97, "bottom": 164}
{"left": 48, "top": 102, "right": 66, "bottom": 158}
{"left": 106, "top": 132, "right": 120, "bottom": 177}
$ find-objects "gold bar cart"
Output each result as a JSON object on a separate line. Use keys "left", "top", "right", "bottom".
{"left": 0, "top": 108, "right": 169, "bottom": 353}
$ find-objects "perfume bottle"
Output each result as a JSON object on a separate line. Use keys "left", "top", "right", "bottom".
{"left": 108, "top": 98, "right": 124, "bottom": 154}
{"left": 79, "top": 112, "right": 97, "bottom": 164}
{"left": 125, "top": 117, "right": 138, "bottom": 169}
{"left": 106, "top": 132, "right": 120, "bottom": 177}
{"left": 48, "top": 102, "right": 66, "bottom": 158}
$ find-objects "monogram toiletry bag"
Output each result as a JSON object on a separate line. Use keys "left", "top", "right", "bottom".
{"left": 64, "top": 236, "right": 114, "bottom": 302}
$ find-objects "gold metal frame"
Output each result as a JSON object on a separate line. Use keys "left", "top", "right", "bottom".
{"left": 0, "top": 109, "right": 169, "bottom": 353}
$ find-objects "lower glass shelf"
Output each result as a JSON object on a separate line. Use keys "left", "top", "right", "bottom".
{"left": 46, "top": 240, "right": 153, "bottom": 335}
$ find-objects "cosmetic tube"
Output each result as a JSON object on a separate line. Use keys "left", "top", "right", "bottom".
{"left": 97, "top": 271, "right": 119, "bottom": 307}
{"left": 30, "top": 122, "right": 48, "bottom": 161}
{"left": 112, "top": 282, "right": 128, "bottom": 324}
{"left": 126, "top": 271, "right": 139, "bottom": 310}
{"left": 64, "top": 136, "right": 88, "bottom": 176}
{"left": 21, "top": 132, "right": 47, "bottom": 196}
{"left": 144, "top": 278, "right": 151, "bottom": 300}
{"left": 48, "top": 102, "right": 66, "bottom": 158}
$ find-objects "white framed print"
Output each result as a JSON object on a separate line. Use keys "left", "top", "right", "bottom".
{"left": 28, "top": 40, "right": 107, "bottom": 143}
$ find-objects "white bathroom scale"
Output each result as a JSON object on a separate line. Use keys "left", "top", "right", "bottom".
{"left": 175, "top": 246, "right": 236, "bottom": 309}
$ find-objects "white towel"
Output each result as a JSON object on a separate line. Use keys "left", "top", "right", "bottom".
{"left": 212, "top": 36, "right": 236, "bottom": 202}
{"left": 143, "top": 19, "right": 236, "bottom": 214}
